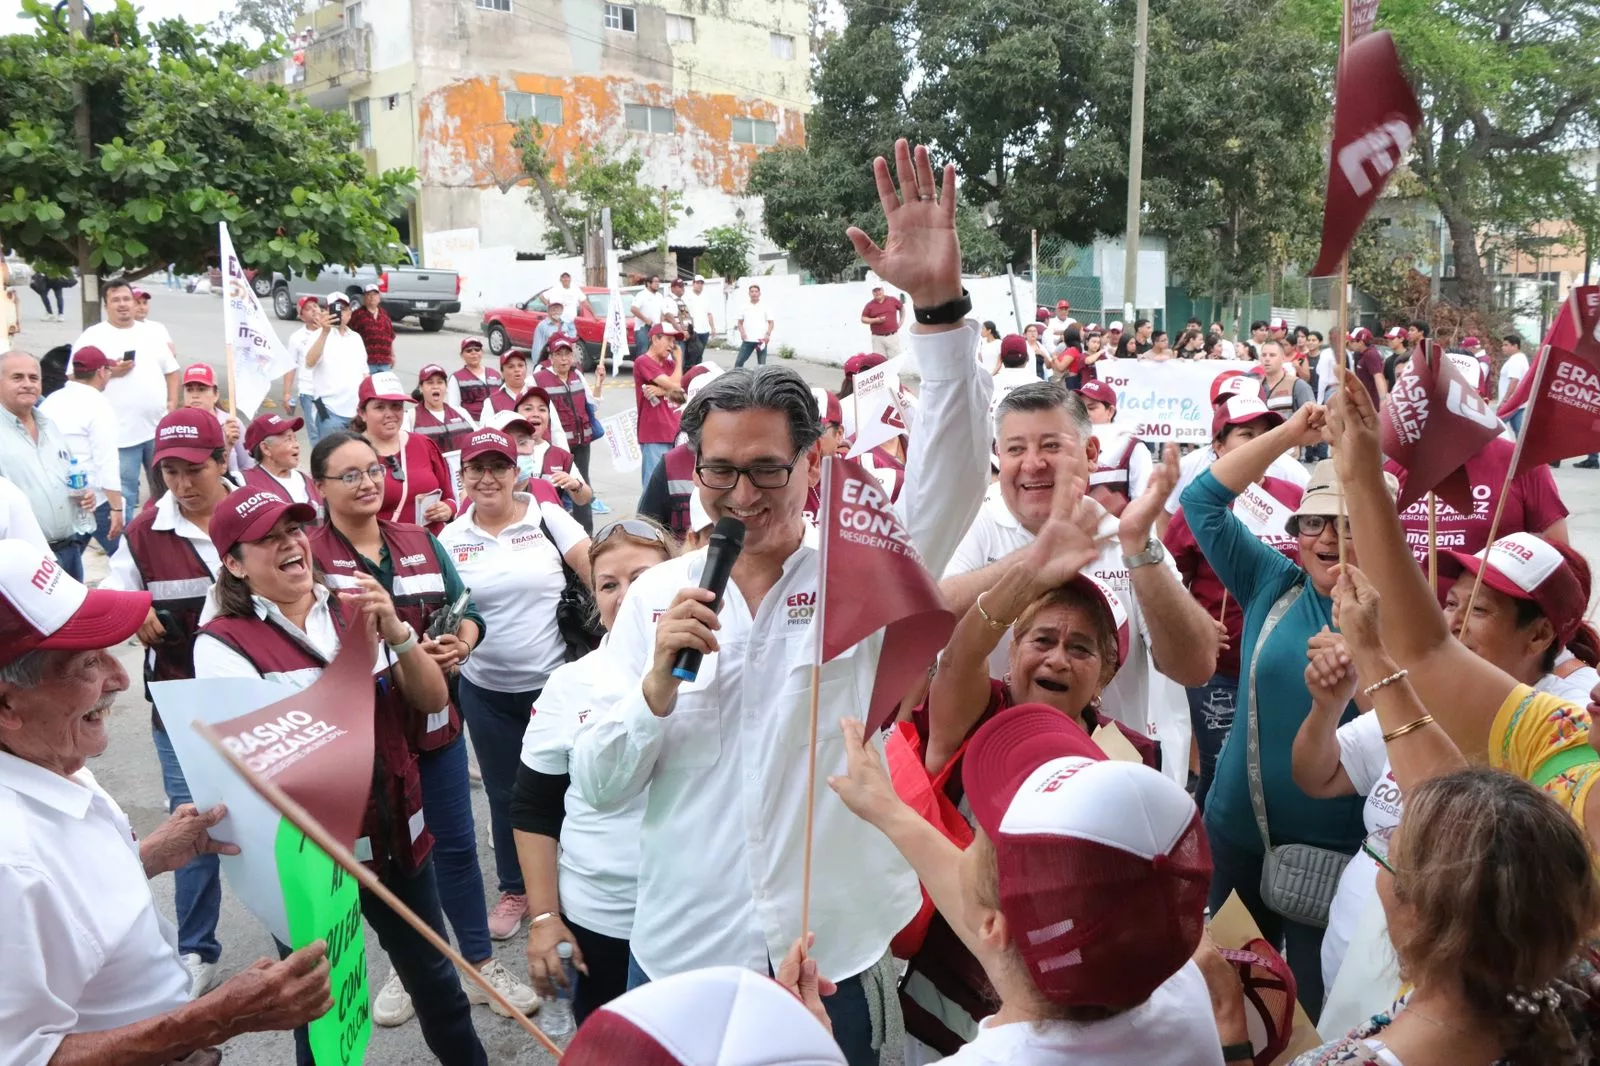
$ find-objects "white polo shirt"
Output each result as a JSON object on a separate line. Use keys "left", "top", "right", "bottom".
{"left": 308, "top": 328, "right": 368, "bottom": 418}
{"left": 520, "top": 640, "right": 645, "bottom": 940}
{"left": 40, "top": 380, "right": 120, "bottom": 506}
{"left": 439, "top": 493, "right": 588, "bottom": 693}
{"left": 71, "top": 321, "right": 180, "bottom": 448}
{"left": 542, "top": 283, "right": 586, "bottom": 323}
{"left": 0, "top": 755, "right": 191, "bottom": 1064}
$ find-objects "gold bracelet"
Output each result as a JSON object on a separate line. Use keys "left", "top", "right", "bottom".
{"left": 975, "top": 591, "right": 1015, "bottom": 632}
{"left": 1382, "top": 715, "right": 1435, "bottom": 743}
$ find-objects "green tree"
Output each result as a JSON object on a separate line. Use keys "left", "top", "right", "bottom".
{"left": 210, "top": 0, "right": 307, "bottom": 44}
{"left": 699, "top": 223, "right": 754, "bottom": 283}
{"left": 510, "top": 118, "right": 580, "bottom": 255}
{"left": 0, "top": 0, "right": 415, "bottom": 323}
{"left": 558, "top": 147, "right": 679, "bottom": 251}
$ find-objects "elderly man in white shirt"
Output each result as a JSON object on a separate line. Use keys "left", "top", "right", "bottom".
{"left": 40, "top": 346, "right": 125, "bottom": 554}
{"left": 0, "top": 538, "right": 333, "bottom": 1066}
{"left": 570, "top": 141, "right": 991, "bottom": 1066}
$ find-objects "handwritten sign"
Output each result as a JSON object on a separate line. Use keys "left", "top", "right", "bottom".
{"left": 602, "top": 409, "right": 641, "bottom": 472}
{"left": 1093, "top": 359, "right": 1258, "bottom": 443}
{"left": 276, "top": 823, "right": 369, "bottom": 1065}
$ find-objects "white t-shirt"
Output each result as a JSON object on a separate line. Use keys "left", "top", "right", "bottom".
{"left": 631, "top": 289, "right": 667, "bottom": 327}
{"left": 937, "top": 962, "right": 1223, "bottom": 1065}
{"left": 40, "top": 380, "right": 120, "bottom": 505}
{"left": 1165, "top": 444, "right": 1310, "bottom": 515}
{"left": 979, "top": 338, "right": 1002, "bottom": 369}
{"left": 71, "top": 321, "right": 180, "bottom": 447}
{"left": 1044, "top": 315, "right": 1074, "bottom": 350}
{"left": 439, "top": 493, "right": 588, "bottom": 691}
{"left": 738, "top": 302, "right": 773, "bottom": 341}
{"left": 683, "top": 289, "right": 715, "bottom": 333}
{"left": 308, "top": 328, "right": 368, "bottom": 418}
{"left": 1498, "top": 350, "right": 1529, "bottom": 405}
{"left": 1314, "top": 347, "right": 1340, "bottom": 402}
{"left": 287, "top": 325, "right": 318, "bottom": 391}
{"left": 519, "top": 640, "right": 646, "bottom": 939}
{"left": 989, "top": 366, "right": 1040, "bottom": 423}
{"left": 542, "top": 283, "right": 585, "bottom": 323}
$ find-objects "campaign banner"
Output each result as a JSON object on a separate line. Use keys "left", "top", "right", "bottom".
{"left": 219, "top": 223, "right": 297, "bottom": 419}
{"left": 442, "top": 449, "right": 464, "bottom": 497}
{"left": 602, "top": 409, "right": 641, "bottom": 472}
{"left": 605, "top": 288, "right": 629, "bottom": 377}
{"left": 847, "top": 359, "right": 911, "bottom": 458}
{"left": 1381, "top": 343, "right": 1502, "bottom": 514}
{"left": 1513, "top": 286, "right": 1600, "bottom": 475}
{"left": 1233, "top": 481, "right": 1297, "bottom": 551}
{"left": 1093, "top": 360, "right": 1258, "bottom": 442}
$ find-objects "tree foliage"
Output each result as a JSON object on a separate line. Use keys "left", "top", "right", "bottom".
{"left": 210, "top": 0, "right": 308, "bottom": 44}
{"left": 543, "top": 146, "right": 680, "bottom": 252}
{"left": 510, "top": 118, "right": 579, "bottom": 255}
{"left": 699, "top": 223, "right": 755, "bottom": 283}
{"left": 0, "top": 0, "right": 415, "bottom": 297}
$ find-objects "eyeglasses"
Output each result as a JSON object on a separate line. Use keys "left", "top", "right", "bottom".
{"left": 1293, "top": 514, "right": 1350, "bottom": 538}
{"left": 593, "top": 519, "right": 672, "bottom": 549}
{"left": 322, "top": 463, "right": 386, "bottom": 488}
{"left": 463, "top": 461, "right": 515, "bottom": 481}
{"left": 1361, "top": 829, "right": 1396, "bottom": 875}
{"left": 696, "top": 448, "right": 805, "bottom": 491}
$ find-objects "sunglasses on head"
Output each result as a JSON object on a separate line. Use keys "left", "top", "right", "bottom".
{"left": 593, "top": 519, "right": 671, "bottom": 549}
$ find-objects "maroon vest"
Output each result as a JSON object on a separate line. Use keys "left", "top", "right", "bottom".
{"left": 541, "top": 444, "right": 575, "bottom": 477}
{"left": 533, "top": 366, "right": 594, "bottom": 447}
{"left": 452, "top": 366, "right": 501, "bottom": 422}
{"left": 662, "top": 444, "right": 696, "bottom": 539}
{"left": 240, "top": 465, "right": 324, "bottom": 525}
{"left": 200, "top": 597, "right": 432, "bottom": 877}
{"left": 411, "top": 403, "right": 475, "bottom": 454}
{"left": 307, "top": 520, "right": 461, "bottom": 752}
{"left": 124, "top": 507, "right": 215, "bottom": 727}
{"left": 485, "top": 386, "right": 522, "bottom": 416}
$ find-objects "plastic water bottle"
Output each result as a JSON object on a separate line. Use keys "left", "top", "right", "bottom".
{"left": 66, "top": 456, "right": 95, "bottom": 534}
{"left": 539, "top": 942, "right": 577, "bottom": 1041}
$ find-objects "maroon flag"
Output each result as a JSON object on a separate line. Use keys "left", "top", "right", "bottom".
{"left": 1496, "top": 306, "right": 1579, "bottom": 418}
{"left": 818, "top": 455, "right": 955, "bottom": 735}
{"left": 1311, "top": 31, "right": 1423, "bottom": 277}
{"left": 1380, "top": 342, "right": 1503, "bottom": 515}
{"left": 1350, "top": 0, "right": 1380, "bottom": 39}
{"left": 211, "top": 615, "right": 378, "bottom": 849}
{"left": 1512, "top": 285, "right": 1600, "bottom": 476}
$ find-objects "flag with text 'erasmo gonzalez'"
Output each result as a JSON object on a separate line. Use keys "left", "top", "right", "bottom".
{"left": 1512, "top": 286, "right": 1600, "bottom": 476}
{"left": 219, "top": 222, "right": 297, "bottom": 419}
{"left": 1380, "top": 341, "right": 1503, "bottom": 516}
{"left": 1311, "top": 31, "right": 1423, "bottom": 277}
{"left": 1497, "top": 293, "right": 1583, "bottom": 419}
{"left": 818, "top": 455, "right": 954, "bottom": 735}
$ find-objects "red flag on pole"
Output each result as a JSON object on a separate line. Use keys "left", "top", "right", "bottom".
{"left": 1496, "top": 305, "right": 1580, "bottom": 418}
{"left": 1311, "top": 31, "right": 1423, "bottom": 277}
{"left": 1350, "top": 0, "right": 1380, "bottom": 39}
{"left": 1380, "top": 342, "right": 1504, "bottom": 516}
{"left": 1511, "top": 285, "right": 1600, "bottom": 476}
{"left": 817, "top": 455, "right": 955, "bottom": 736}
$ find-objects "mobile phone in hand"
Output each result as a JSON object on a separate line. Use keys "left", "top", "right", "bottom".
{"left": 123, "top": 349, "right": 137, "bottom": 363}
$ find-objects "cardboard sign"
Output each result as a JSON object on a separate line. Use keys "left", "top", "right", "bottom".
{"left": 1091, "top": 722, "right": 1144, "bottom": 764}
{"left": 276, "top": 823, "right": 370, "bottom": 1065}
{"left": 602, "top": 409, "right": 641, "bottom": 472}
{"left": 847, "top": 360, "right": 911, "bottom": 459}
{"left": 1209, "top": 892, "right": 1325, "bottom": 1064}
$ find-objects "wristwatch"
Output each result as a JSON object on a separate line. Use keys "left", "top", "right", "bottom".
{"left": 1221, "top": 1042, "right": 1255, "bottom": 1063}
{"left": 1122, "top": 537, "right": 1167, "bottom": 571}
{"left": 912, "top": 288, "right": 973, "bottom": 326}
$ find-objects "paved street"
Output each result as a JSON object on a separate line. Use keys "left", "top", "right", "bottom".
{"left": 10, "top": 290, "right": 1600, "bottom": 1064}
{"left": 5, "top": 286, "right": 847, "bottom": 1066}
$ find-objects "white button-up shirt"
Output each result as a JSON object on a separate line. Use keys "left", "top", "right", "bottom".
{"left": 0, "top": 755, "right": 191, "bottom": 1065}
{"left": 570, "top": 322, "right": 991, "bottom": 982}
{"left": 40, "top": 381, "right": 120, "bottom": 507}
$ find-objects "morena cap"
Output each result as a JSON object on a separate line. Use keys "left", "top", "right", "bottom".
{"left": 459, "top": 428, "right": 518, "bottom": 465}
{"left": 152, "top": 408, "right": 225, "bottom": 465}
{"left": 961, "top": 704, "right": 1211, "bottom": 1008}
{"left": 244, "top": 413, "right": 303, "bottom": 454}
{"left": 998, "top": 334, "right": 1029, "bottom": 361}
{"left": 0, "top": 540, "right": 151, "bottom": 667}
{"left": 1075, "top": 379, "right": 1118, "bottom": 408}
{"left": 208, "top": 486, "right": 316, "bottom": 557}
{"left": 1209, "top": 370, "right": 1257, "bottom": 407}
{"left": 810, "top": 386, "right": 843, "bottom": 428}
{"left": 1211, "top": 395, "right": 1283, "bottom": 440}
{"left": 358, "top": 371, "right": 417, "bottom": 406}
{"left": 182, "top": 363, "right": 217, "bottom": 388}
{"left": 842, "top": 352, "right": 888, "bottom": 377}
{"left": 418, "top": 363, "right": 449, "bottom": 383}
{"left": 70, "top": 346, "right": 114, "bottom": 374}
{"left": 1442, "top": 532, "right": 1590, "bottom": 643}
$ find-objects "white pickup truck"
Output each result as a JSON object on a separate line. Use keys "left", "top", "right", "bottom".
{"left": 269, "top": 252, "right": 461, "bottom": 331}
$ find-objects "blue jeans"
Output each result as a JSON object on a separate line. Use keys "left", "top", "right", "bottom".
{"left": 456, "top": 676, "right": 537, "bottom": 896}
{"left": 1187, "top": 673, "right": 1237, "bottom": 813}
{"left": 639, "top": 442, "right": 671, "bottom": 490}
{"left": 151, "top": 727, "right": 223, "bottom": 963}
{"left": 626, "top": 953, "right": 878, "bottom": 1066}
{"left": 285, "top": 857, "right": 487, "bottom": 1066}
{"left": 317, "top": 410, "right": 353, "bottom": 441}
{"left": 1507, "top": 407, "right": 1525, "bottom": 437}
{"left": 734, "top": 341, "right": 766, "bottom": 367}
{"left": 51, "top": 539, "right": 85, "bottom": 582}
{"left": 1205, "top": 824, "right": 1326, "bottom": 1021}
{"left": 92, "top": 500, "right": 119, "bottom": 555}
{"left": 368, "top": 362, "right": 392, "bottom": 376}
{"left": 119, "top": 439, "right": 155, "bottom": 524}
{"left": 417, "top": 734, "right": 493, "bottom": 963}
{"left": 299, "top": 394, "right": 322, "bottom": 449}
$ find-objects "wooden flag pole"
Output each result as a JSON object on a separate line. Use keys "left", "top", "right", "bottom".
{"left": 1426, "top": 492, "right": 1438, "bottom": 593}
{"left": 191, "top": 720, "right": 567, "bottom": 1060}
{"left": 1331, "top": 0, "right": 1353, "bottom": 573}
{"left": 1217, "top": 588, "right": 1229, "bottom": 623}
{"left": 799, "top": 457, "right": 834, "bottom": 943}
{"left": 224, "top": 341, "right": 239, "bottom": 418}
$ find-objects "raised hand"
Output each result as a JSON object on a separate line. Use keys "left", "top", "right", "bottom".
{"left": 1332, "top": 564, "right": 1385, "bottom": 659}
{"left": 845, "top": 140, "right": 963, "bottom": 311}
{"left": 1325, "top": 375, "right": 1383, "bottom": 484}
{"left": 1025, "top": 461, "right": 1111, "bottom": 593}
{"left": 1118, "top": 443, "right": 1180, "bottom": 553}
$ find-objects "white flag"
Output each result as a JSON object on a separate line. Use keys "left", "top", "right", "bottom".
{"left": 605, "top": 290, "right": 629, "bottom": 377}
{"left": 846, "top": 362, "right": 910, "bottom": 458}
{"left": 220, "top": 222, "right": 296, "bottom": 419}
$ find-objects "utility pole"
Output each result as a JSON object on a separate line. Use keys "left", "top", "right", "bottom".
{"left": 1120, "top": 0, "right": 1149, "bottom": 325}
{"left": 659, "top": 185, "right": 670, "bottom": 276}
{"left": 67, "top": 0, "right": 99, "bottom": 326}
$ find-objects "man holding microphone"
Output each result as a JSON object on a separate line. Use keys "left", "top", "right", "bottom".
{"left": 570, "top": 140, "right": 992, "bottom": 1066}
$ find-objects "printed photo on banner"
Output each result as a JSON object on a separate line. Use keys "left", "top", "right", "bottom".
{"left": 602, "top": 408, "right": 642, "bottom": 471}
{"left": 1094, "top": 360, "right": 1258, "bottom": 442}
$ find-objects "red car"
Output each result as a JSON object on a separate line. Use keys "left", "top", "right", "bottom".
{"left": 480, "top": 286, "right": 635, "bottom": 372}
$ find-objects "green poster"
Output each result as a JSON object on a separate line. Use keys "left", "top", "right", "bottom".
{"left": 275, "top": 821, "right": 371, "bottom": 1065}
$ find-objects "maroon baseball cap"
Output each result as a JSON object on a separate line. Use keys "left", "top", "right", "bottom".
{"left": 998, "top": 334, "right": 1028, "bottom": 362}
{"left": 1075, "top": 379, "right": 1118, "bottom": 408}
{"left": 182, "top": 364, "right": 217, "bottom": 388}
{"left": 515, "top": 386, "right": 552, "bottom": 408}
{"left": 358, "top": 371, "right": 417, "bottom": 406}
{"left": 962, "top": 703, "right": 1211, "bottom": 1008}
{"left": 810, "top": 387, "right": 844, "bottom": 428}
{"left": 1212, "top": 395, "right": 1283, "bottom": 440}
{"left": 1348, "top": 327, "right": 1374, "bottom": 344}
{"left": 843, "top": 352, "right": 888, "bottom": 377}
{"left": 459, "top": 428, "right": 517, "bottom": 465}
{"left": 648, "top": 322, "right": 682, "bottom": 338}
{"left": 1462, "top": 335, "right": 1481, "bottom": 349}
{"left": 71, "top": 346, "right": 115, "bottom": 374}
{"left": 132, "top": 286, "right": 152, "bottom": 302}
{"left": 1035, "top": 306, "right": 1052, "bottom": 323}
{"left": 418, "top": 363, "right": 449, "bottom": 383}
{"left": 152, "top": 409, "right": 225, "bottom": 465}
{"left": 460, "top": 336, "right": 484, "bottom": 351}
{"left": 547, "top": 334, "right": 577, "bottom": 352}
{"left": 1269, "top": 317, "right": 1288, "bottom": 331}
{"left": 0, "top": 540, "right": 151, "bottom": 667}
{"left": 499, "top": 347, "right": 531, "bottom": 363}
{"left": 1383, "top": 326, "right": 1406, "bottom": 340}
{"left": 244, "top": 413, "right": 304, "bottom": 454}
{"left": 209, "top": 486, "right": 317, "bottom": 556}
{"left": 1441, "top": 533, "right": 1590, "bottom": 643}
{"left": 1056, "top": 299, "right": 1071, "bottom": 310}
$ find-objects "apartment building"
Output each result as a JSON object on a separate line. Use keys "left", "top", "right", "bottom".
{"left": 277, "top": 0, "right": 812, "bottom": 258}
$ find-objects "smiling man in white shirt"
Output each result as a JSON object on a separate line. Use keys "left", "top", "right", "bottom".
{"left": 570, "top": 140, "right": 992, "bottom": 1066}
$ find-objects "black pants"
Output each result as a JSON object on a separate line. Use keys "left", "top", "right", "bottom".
{"left": 282, "top": 856, "right": 487, "bottom": 1066}
{"left": 566, "top": 914, "right": 631, "bottom": 1025}
{"left": 682, "top": 331, "right": 705, "bottom": 370}
{"left": 35, "top": 282, "right": 66, "bottom": 314}
{"left": 570, "top": 442, "right": 593, "bottom": 533}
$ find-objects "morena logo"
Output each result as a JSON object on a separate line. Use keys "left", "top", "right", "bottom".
{"left": 160, "top": 423, "right": 202, "bottom": 441}
{"left": 1337, "top": 117, "right": 1414, "bottom": 197}
{"left": 30, "top": 556, "right": 60, "bottom": 592}
{"left": 397, "top": 553, "right": 428, "bottom": 567}
{"left": 234, "top": 492, "right": 281, "bottom": 517}
{"left": 1493, "top": 539, "right": 1536, "bottom": 566}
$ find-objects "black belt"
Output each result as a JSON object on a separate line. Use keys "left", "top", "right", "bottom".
{"left": 49, "top": 538, "right": 82, "bottom": 552}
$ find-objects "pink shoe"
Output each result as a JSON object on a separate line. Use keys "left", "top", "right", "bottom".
{"left": 488, "top": 892, "right": 528, "bottom": 940}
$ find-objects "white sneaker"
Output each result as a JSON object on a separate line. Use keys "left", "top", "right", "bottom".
{"left": 182, "top": 953, "right": 220, "bottom": 999}
{"left": 463, "top": 958, "right": 540, "bottom": 1017}
{"left": 372, "top": 969, "right": 415, "bottom": 1027}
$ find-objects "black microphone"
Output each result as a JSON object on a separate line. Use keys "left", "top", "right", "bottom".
{"left": 671, "top": 516, "right": 746, "bottom": 682}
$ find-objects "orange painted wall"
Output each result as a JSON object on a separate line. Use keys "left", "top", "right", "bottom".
{"left": 418, "top": 74, "right": 806, "bottom": 194}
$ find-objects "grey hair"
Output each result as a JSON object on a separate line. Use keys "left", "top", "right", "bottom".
{"left": 1, "top": 350, "right": 40, "bottom": 369}
{"left": 680, "top": 366, "right": 823, "bottom": 456}
{"left": 994, "top": 380, "right": 1092, "bottom": 440}
{"left": 0, "top": 649, "right": 50, "bottom": 688}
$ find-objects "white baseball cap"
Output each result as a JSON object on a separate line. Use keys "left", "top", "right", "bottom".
{"left": 564, "top": 966, "right": 845, "bottom": 1065}
{"left": 0, "top": 540, "right": 152, "bottom": 667}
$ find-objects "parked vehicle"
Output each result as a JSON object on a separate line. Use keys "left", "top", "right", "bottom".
{"left": 270, "top": 251, "right": 462, "bottom": 330}
{"left": 480, "top": 286, "right": 636, "bottom": 372}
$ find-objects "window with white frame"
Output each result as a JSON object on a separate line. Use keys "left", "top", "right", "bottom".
{"left": 351, "top": 98, "right": 372, "bottom": 149}
{"left": 476, "top": 0, "right": 512, "bottom": 11}
{"left": 345, "top": 1, "right": 364, "bottom": 28}
{"left": 665, "top": 13, "right": 695, "bottom": 43}
{"left": 731, "top": 117, "right": 778, "bottom": 146}
{"left": 624, "top": 104, "right": 674, "bottom": 134}
{"left": 603, "top": 3, "right": 636, "bottom": 31}
{"left": 505, "top": 91, "right": 564, "bottom": 126}
{"left": 769, "top": 32, "right": 795, "bottom": 60}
